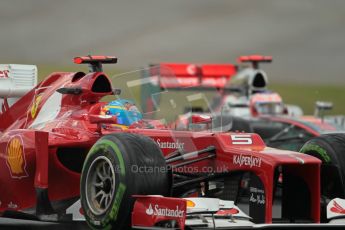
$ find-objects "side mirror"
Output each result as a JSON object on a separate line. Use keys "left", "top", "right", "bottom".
{"left": 191, "top": 114, "right": 212, "bottom": 124}
{"left": 89, "top": 114, "right": 117, "bottom": 124}
{"left": 314, "top": 101, "right": 333, "bottom": 120}
{"left": 315, "top": 101, "right": 333, "bottom": 111}
{"left": 188, "top": 114, "right": 213, "bottom": 131}
{"left": 112, "top": 88, "right": 121, "bottom": 95}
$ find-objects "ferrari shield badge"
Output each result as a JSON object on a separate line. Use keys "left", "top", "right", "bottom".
{"left": 30, "top": 94, "right": 42, "bottom": 119}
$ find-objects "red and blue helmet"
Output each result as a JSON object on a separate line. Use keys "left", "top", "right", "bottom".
{"left": 101, "top": 99, "right": 143, "bottom": 126}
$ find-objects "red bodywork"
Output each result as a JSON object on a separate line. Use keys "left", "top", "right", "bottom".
{"left": 0, "top": 66, "right": 321, "bottom": 224}
{"left": 132, "top": 196, "right": 187, "bottom": 229}
{"left": 261, "top": 115, "right": 341, "bottom": 137}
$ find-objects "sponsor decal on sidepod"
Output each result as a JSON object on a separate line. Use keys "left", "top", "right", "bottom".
{"left": 156, "top": 139, "right": 185, "bottom": 150}
{"left": 233, "top": 155, "right": 262, "bottom": 168}
{"left": 6, "top": 136, "right": 28, "bottom": 179}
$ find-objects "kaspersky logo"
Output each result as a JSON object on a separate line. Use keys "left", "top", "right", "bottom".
{"left": 233, "top": 154, "right": 262, "bottom": 168}
{"left": 146, "top": 204, "right": 184, "bottom": 218}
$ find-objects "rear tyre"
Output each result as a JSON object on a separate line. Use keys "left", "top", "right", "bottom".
{"left": 300, "top": 133, "right": 345, "bottom": 221}
{"left": 80, "top": 133, "right": 171, "bottom": 229}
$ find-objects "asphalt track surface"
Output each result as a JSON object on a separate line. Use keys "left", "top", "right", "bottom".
{"left": 0, "top": 201, "right": 279, "bottom": 229}
{"left": 0, "top": 217, "right": 88, "bottom": 230}
{"left": 0, "top": 0, "right": 345, "bottom": 84}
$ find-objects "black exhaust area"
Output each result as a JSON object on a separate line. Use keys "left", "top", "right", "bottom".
{"left": 281, "top": 171, "right": 311, "bottom": 222}
{"left": 243, "top": 166, "right": 314, "bottom": 224}
{"left": 252, "top": 72, "right": 267, "bottom": 88}
{"left": 91, "top": 75, "right": 112, "bottom": 93}
{"left": 268, "top": 165, "right": 314, "bottom": 223}
{"left": 56, "top": 148, "right": 88, "bottom": 173}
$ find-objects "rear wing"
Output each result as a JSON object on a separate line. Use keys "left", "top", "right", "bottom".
{"left": 140, "top": 56, "right": 272, "bottom": 114}
{"left": 144, "top": 55, "right": 273, "bottom": 91}
{"left": 0, "top": 64, "right": 37, "bottom": 98}
{"left": 150, "top": 63, "right": 237, "bottom": 89}
{"left": 140, "top": 63, "right": 237, "bottom": 114}
{"left": 0, "top": 64, "right": 37, "bottom": 113}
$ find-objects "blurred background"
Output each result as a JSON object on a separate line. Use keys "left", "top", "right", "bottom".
{"left": 0, "top": 0, "right": 344, "bottom": 114}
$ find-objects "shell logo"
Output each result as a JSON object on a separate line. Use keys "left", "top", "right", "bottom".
{"left": 185, "top": 200, "right": 196, "bottom": 208}
{"left": 30, "top": 94, "right": 42, "bottom": 119}
{"left": 6, "top": 136, "right": 28, "bottom": 179}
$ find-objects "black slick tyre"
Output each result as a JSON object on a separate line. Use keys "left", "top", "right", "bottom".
{"left": 300, "top": 133, "right": 345, "bottom": 221}
{"left": 80, "top": 133, "right": 170, "bottom": 229}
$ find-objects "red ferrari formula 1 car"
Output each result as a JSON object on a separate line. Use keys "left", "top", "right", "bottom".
{"left": 0, "top": 56, "right": 342, "bottom": 229}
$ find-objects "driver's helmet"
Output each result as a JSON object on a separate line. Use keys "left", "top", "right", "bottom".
{"left": 250, "top": 92, "right": 284, "bottom": 116}
{"left": 101, "top": 99, "right": 143, "bottom": 126}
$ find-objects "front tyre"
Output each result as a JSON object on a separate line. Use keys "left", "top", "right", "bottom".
{"left": 300, "top": 133, "right": 345, "bottom": 221}
{"left": 81, "top": 133, "right": 171, "bottom": 229}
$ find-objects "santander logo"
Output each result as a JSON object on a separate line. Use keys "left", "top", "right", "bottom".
{"left": 146, "top": 204, "right": 184, "bottom": 218}
{"left": 146, "top": 204, "right": 154, "bottom": 215}
{"left": 330, "top": 200, "right": 345, "bottom": 214}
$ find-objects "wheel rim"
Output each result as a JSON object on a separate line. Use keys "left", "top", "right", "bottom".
{"left": 85, "top": 156, "right": 116, "bottom": 215}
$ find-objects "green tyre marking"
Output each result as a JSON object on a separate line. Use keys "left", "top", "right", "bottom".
{"left": 300, "top": 144, "right": 331, "bottom": 163}
{"left": 85, "top": 139, "right": 126, "bottom": 176}
{"left": 104, "top": 182, "right": 127, "bottom": 229}
{"left": 98, "top": 139, "right": 126, "bottom": 176}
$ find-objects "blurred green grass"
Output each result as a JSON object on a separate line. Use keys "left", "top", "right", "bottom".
{"left": 37, "top": 65, "right": 344, "bottom": 116}
{"left": 270, "top": 83, "right": 345, "bottom": 115}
